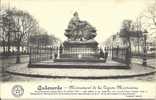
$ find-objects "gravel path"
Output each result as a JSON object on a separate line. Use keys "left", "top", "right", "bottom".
{"left": 4, "top": 62, "right": 156, "bottom": 81}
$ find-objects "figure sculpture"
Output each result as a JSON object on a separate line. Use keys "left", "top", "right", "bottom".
{"left": 64, "top": 12, "right": 97, "bottom": 41}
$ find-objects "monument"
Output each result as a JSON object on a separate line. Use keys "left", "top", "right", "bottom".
{"left": 28, "top": 12, "right": 129, "bottom": 68}
{"left": 55, "top": 12, "right": 105, "bottom": 62}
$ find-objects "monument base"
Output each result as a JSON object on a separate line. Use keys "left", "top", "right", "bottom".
{"left": 59, "top": 40, "right": 100, "bottom": 60}
{"left": 28, "top": 60, "right": 129, "bottom": 69}
{"left": 54, "top": 58, "right": 106, "bottom": 63}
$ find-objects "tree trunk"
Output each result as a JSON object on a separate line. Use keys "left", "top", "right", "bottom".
{"left": 16, "top": 45, "right": 21, "bottom": 63}
{"left": 137, "top": 37, "right": 140, "bottom": 56}
{"left": 128, "top": 37, "right": 131, "bottom": 64}
{"left": 22, "top": 46, "right": 24, "bottom": 54}
{"left": 3, "top": 46, "right": 5, "bottom": 54}
{"left": 7, "top": 32, "right": 11, "bottom": 55}
{"left": 2, "top": 41, "right": 6, "bottom": 55}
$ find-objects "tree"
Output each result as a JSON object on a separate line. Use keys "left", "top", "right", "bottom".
{"left": 132, "top": 16, "right": 144, "bottom": 55}
{"left": 147, "top": 1, "right": 156, "bottom": 28}
{"left": 11, "top": 9, "right": 38, "bottom": 63}
{"left": 0, "top": 9, "right": 15, "bottom": 55}
{"left": 141, "top": 0, "right": 156, "bottom": 42}
{"left": 120, "top": 20, "right": 133, "bottom": 53}
{"left": 29, "top": 33, "right": 60, "bottom": 47}
{"left": 0, "top": 10, "right": 7, "bottom": 54}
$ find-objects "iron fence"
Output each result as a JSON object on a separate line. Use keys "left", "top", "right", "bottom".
{"left": 112, "top": 47, "right": 130, "bottom": 65}
{"left": 29, "top": 45, "right": 130, "bottom": 66}
{"left": 29, "top": 46, "right": 58, "bottom": 64}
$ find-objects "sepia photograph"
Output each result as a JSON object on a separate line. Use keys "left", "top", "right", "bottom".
{"left": 0, "top": 0, "right": 156, "bottom": 99}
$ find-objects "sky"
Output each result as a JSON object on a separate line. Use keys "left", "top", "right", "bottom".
{"left": 1, "top": 0, "right": 153, "bottom": 43}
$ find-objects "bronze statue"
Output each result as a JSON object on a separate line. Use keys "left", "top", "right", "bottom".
{"left": 64, "top": 12, "right": 97, "bottom": 41}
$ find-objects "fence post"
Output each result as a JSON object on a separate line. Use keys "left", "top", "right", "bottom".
{"left": 126, "top": 48, "right": 130, "bottom": 66}
{"left": 112, "top": 48, "right": 113, "bottom": 60}
{"left": 45, "top": 47, "right": 48, "bottom": 60}
{"left": 50, "top": 47, "right": 52, "bottom": 59}
{"left": 40, "top": 46, "right": 41, "bottom": 62}
{"left": 29, "top": 47, "right": 31, "bottom": 64}
{"left": 35, "top": 47, "right": 37, "bottom": 62}
{"left": 57, "top": 46, "right": 60, "bottom": 59}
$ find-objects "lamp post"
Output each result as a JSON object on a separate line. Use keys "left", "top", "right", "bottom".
{"left": 142, "top": 30, "right": 148, "bottom": 66}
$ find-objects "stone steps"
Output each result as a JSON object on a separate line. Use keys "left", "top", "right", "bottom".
{"left": 54, "top": 58, "right": 106, "bottom": 62}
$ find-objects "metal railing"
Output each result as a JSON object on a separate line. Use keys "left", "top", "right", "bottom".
{"left": 112, "top": 47, "right": 130, "bottom": 65}
{"left": 29, "top": 46, "right": 131, "bottom": 66}
{"left": 29, "top": 46, "right": 58, "bottom": 64}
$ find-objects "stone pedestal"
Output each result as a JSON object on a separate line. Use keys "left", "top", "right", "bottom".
{"left": 55, "top": 40, "right": 101, "bottom": 62}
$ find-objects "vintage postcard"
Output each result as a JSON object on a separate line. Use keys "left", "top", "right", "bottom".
{"left": 0, "top": 0, "right": 156, "bottom": 99}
